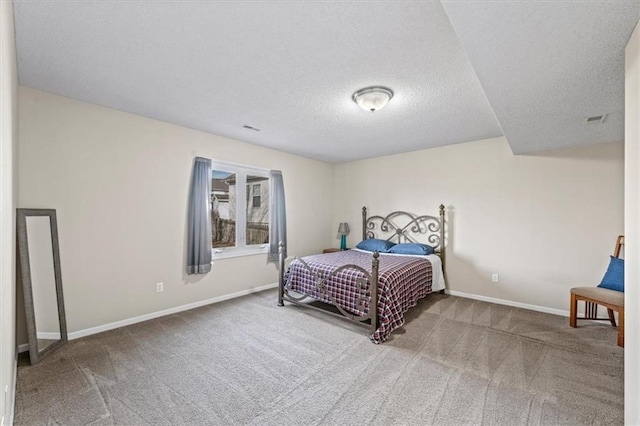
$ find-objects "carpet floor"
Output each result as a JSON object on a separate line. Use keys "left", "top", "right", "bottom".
{"left": 14, "top": 289, "right": 623, "bottom": 425}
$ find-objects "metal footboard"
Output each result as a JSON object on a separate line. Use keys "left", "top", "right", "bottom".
{"left": 277, "top": 242, "right": 380, "bottom": 334}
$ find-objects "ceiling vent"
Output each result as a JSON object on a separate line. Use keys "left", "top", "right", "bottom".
{"left": 242, "top": 124, "right": 261, "bottom": 132}
{"left": 583, "top": 114, "right": 607, "bottom": 125}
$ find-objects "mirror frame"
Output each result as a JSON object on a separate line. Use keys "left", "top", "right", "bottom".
{"left": 17, "top": 208, "right": 68, "bottom": 364}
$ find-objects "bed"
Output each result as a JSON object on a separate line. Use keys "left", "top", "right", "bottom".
{"left": 277, "top": 205, "right": 446, "bottom": 343}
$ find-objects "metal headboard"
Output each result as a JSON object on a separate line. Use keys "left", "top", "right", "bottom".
{"left": 362, "top": 204, "right": 446, "bottom": 269}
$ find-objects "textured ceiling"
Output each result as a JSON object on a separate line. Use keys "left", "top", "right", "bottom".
{"left": 12, "top": 1, "right": 639, "bottom": 163}
{"left": 442, "top": 0, "right": 640, "bottom": 154}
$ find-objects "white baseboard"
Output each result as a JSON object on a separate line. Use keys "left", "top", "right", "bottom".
{"left": 445, "top": 289, "right": 569, "bottom": 317}
{"left": 68, "top": 282, "right": 278, "bottom": 340}
{"left": 17, "top": 283, "right": 278, "bottom": 348}
{"left": 36, "top": 332, "right": 61, "bottom": 340}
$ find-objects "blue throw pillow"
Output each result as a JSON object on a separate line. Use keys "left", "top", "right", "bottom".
{"left": 355, "top": 238, "right": 395, "bottom": 253}
{"left": 388, "top": 243, "right": 435, "bottom": 256}
{"left": 597, "top": 256, "right": 624, "bottom": 292}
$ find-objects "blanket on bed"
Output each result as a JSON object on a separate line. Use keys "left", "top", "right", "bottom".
{"left": 284, "top": 250, "right": 433, "bottom": 343}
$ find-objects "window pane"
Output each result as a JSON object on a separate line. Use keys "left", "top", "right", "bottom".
{"left": 211, "top": 170, "right": 236, "bottom": 248}
{"left": 246, "top": 176, "right": 269, "bottom": 245}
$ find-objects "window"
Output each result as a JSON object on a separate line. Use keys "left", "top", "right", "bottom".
{"left": 252, "top": 183, "right": 261, "bottom": 208}
{"left": 211, "top": 161, "right": 270, "bottom": 258}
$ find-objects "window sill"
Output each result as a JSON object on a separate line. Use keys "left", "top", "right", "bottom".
{"left": 211, "top": 247, "right": 268, "bottom": 261}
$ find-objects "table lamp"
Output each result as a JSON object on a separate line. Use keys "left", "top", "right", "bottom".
{"left": 337, "top": 223, "right": 350, "bottom": 251}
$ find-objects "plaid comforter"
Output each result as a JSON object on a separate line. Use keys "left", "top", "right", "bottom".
{"left": 284, "top": 250, "right": 433, "bottom": 343}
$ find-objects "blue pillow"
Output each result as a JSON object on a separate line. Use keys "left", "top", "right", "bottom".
{"left": 388, "top": 243, "right": 435, "bottom": 256}
{"left": 356, "top": 238, "right": 395, "bottom": 253}
{"left": 597, "top": 256, "right": 624, "bottom": 292}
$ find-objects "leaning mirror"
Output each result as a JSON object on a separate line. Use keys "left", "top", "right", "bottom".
{"left": 17, "top": 208, "right": 67, "bottom": 364}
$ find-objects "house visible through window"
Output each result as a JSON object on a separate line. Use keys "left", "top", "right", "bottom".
{"left": 210, "top": 161, "right": 270, "bottom": 257}
{"left": 252, "top": 183, "right": 261, "bottom": 208}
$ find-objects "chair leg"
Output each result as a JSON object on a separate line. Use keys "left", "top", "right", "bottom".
{"left": 618, "top": 307, "right": 624, "bottom": 348}
{"left": 607, "top": 308, "right": 617, "bottom": 327}
{"left": 569, "top": 293, "right": 577, "bottom": 328}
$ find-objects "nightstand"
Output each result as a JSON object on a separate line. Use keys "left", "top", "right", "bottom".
{"left": 323, "top": 248, "right": 342, "bottom": 254}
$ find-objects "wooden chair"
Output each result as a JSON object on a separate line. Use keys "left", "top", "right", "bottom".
{"left": 569, "top": 235, "right": 624, "bottom": 347}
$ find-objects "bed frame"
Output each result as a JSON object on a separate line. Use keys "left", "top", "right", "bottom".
{"left": 277, "top": 204, "right": 446, "bottom": 334}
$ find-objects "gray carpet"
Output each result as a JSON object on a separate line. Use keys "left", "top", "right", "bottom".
{"left": 14, "top": 290, "right": 623, "bottom": 425}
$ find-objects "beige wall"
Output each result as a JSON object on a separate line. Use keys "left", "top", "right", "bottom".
{"left": 625, "top": 19, "right": 640, "bottom": 425}
{"left": 333, "top": 137, "right": 623, "bottom": 313}
{"left": 0, "top": 0, "right": 18, "bottom": 423}
{"left": 18, "top": 87, "right": 334, "bottom": 336}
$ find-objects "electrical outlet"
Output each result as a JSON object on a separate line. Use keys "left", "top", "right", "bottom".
{"left": 492, "top": 273, "right": 499, "bottom": 283}
{"left": 156, "top": 282, "right": 164, "bottom": 293}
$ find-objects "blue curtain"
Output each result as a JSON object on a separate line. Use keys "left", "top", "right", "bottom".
{"left": 268, "top": 170, "right": 287, "bottom": 262}
{"left": 187, "top": 157, "right": 212, "bottom": 275}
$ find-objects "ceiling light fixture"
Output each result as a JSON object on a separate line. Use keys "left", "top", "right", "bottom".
{"left": 352, "top": 86, "right": 394, "bottom": 112}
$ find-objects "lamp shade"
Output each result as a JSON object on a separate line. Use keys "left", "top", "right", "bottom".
{"left": 337, "top": 222, "right": 350, "bottom": 236}
{"left": 352, "top": 87, "right": 394, "bottom": 112}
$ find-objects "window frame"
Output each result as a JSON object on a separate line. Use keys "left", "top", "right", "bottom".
{"left": 210, "top": 160, "right": 270, "bottom": 260}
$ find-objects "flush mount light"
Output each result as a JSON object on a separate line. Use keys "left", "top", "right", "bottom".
{"left": 352, "top": 86, "right": 394, "bottom": 112}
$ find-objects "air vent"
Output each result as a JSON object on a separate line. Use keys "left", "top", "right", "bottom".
{"left": 583, "top": 114, "right": 607, "bottom": 125}
{"left": 243, "top": 124, "right": 261, "bottom": 132}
